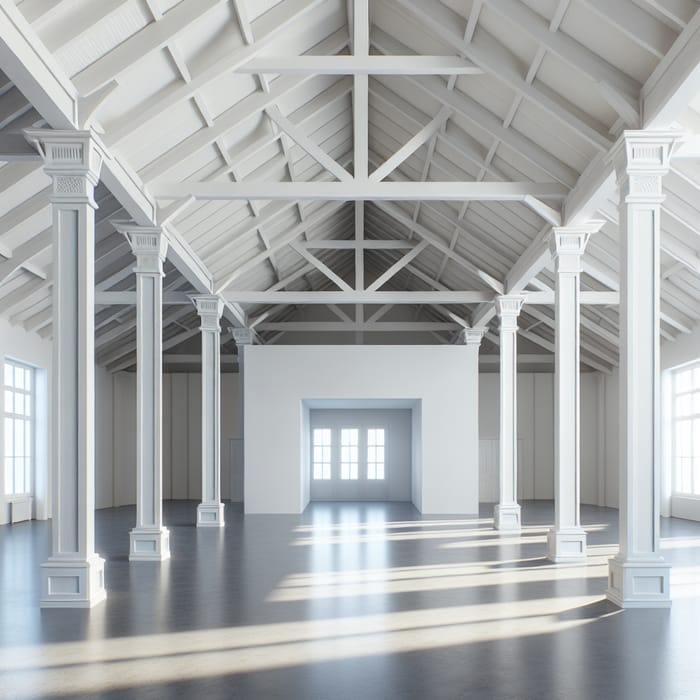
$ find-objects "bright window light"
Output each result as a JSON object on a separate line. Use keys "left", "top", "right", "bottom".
{"left": 672, "top": 361, "right": 700, "bottom": 497}
{"left": 312, "top": 428, "right": 332, "bottom": 480}
{"left": 340, "top": 429, "right": 359, "bottom": 480}
{"left": 367, "top": 428, "right": 385, "bottom": 480}
{"left": 4, "top": 360, "right": 34, "bottom": 496}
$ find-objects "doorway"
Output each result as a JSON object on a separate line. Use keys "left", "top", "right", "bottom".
{"left": 309, "top": 408, "right": 412, "bottom": 502}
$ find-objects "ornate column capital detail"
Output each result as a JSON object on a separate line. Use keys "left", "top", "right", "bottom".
{"left": 609, "top": 130, "right": 681, "bottom": 204}
{"left": 114, "top": 222, "right": 168, "bottom": 276}
{"left": 459, "top": 328, "right": 486, "bottom": 347}
{"left": 495, "top": 295, "right": 525, "bottom": 332}
{"left": 192, "top": 295, "right": 224, "bottom": 332}
{"left": 551, "top": 221, "right": 604, "bottom": 273}
{"left": 230, "top": 328, "right": 255, "bottom": 346}
{"left": 24, "top": 128, "right": 106, "bottom": 206}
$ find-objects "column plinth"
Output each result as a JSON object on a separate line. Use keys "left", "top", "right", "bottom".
{"left": 605, "top": 130, "right": 678, "bottom": 608}
{"left": 116, "top": 223, "right": 170, "bottom": 561}
{"left": 25, "top": 129, "right": 107, "bottom": 607}
{"left": 495, "top": 296, "right": 525, "bottom": 531}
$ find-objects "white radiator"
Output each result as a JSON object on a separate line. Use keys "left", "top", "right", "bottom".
{"left": 10, "top": 498, "right": 32, "bottom": 524}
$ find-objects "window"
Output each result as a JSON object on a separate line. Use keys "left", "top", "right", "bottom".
{"left": 312, "top": 428, "right": 332, "bottom": 480}
{"left": 340, "top": 429, "right": 359, "bottom": 480}
{"left": 367, "top": 428, "right": 385, "bottom": 480}
{"left": 672, "top": 362, "right": 700, "bottom": 496}
{"left": 4, "top": 360, "right": 34, "bottom": 496}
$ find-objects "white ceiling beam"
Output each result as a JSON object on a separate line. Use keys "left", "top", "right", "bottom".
{"left": 354, "top": 0, "right": 369, "bottom": 182}
{"left": 367, "top": 240, "right": 430, "bottom": 291}
{"left": 239, "top": 55, "right": 483, "bottom": 75}
{"left": 151, "top": 180, "right": 567, "bottom": 201}
{"left": 254, "top": 321, "right": 461, "bottom": 332}
{"left": 215, "top": 200, "right": 347, "bottom": 293}
{"left": 136, "top": 36, "right": 349, "bottom": 183}
{"left": 107, "top": 325, "right": 201, "bottom": 373}
{"left": 517, "top": 327, "right": 613, "bottom": 373}
{"left": 578, "top": 0, "right": 676, "bottom": 59}
{"left": 266, "top": 106, "right": 353, "bottom": 182}
{"left": 374, "top": 201, "right": 504, "bottom": 293}
{"left": 78, "top": 0, "right": 325, "bottom": 95}
{"left": 220, "top": 290, "right": 618, "bottom": 306}
{"left": 505, "top": 225, "right": 553, "bottom": 294}
{"left": 484, "top": 0, "right": 640, "bottom": 97}
{"left": 95, "top": 291, "right": 193, "bottom": 306}
{"left": 224, "top": 291, "right": 494, "bottom": 305}
{"left": 400, "top": 74, "right": 579, "bottom": 186}
{"left": 163, "top": 353, "right": 238, "bottom": 365}
{"left": 303, "top": 239, "right": 414, "bottom": 250}
{"left": 385, "top": 6, "right": 612, "bottom": 152}
{"left": 290, "top": 242, "right": 353, "bottom": 292}
{"left": 0, "top": 227, "right": 51, "bottom": 284}
{"left": 0, "top": 2, "right": 250, "bottom": 333}
{"left": 643, "top": 9, "right": 700, "bottom": 127}
{"left": 0, "top": 2, "right": 77, "bottom": 128}
{"left": 643, "top": 0, "right": 697, "bottom": 29}
{"left": 370, "top": 105, "right": 450, "bottom": 182}
{"left": 0, "top": 132, "right": 42, "bottom": 160}
{"left": 105, "top": 0, "right": 334, "bottom": 145}
{"left": 73, "top": 0, "right": 226, "bottom": 95}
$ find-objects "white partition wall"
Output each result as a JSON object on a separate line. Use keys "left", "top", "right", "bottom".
{"left": 244, "top": 346, "right": 479, "bottom": 514}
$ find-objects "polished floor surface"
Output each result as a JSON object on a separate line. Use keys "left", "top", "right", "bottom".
{"left": 1, "top": 501, "right": 700, "bottom": 700}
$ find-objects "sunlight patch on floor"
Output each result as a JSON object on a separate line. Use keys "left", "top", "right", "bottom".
{"left": 0, "top": 595, "right": 611, "bottom": 698}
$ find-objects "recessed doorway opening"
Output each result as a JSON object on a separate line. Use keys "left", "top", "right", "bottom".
{"left": 303, "top": 400, "right": 418, "bottom": 505}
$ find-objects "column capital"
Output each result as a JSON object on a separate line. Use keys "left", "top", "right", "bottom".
{"left": 230, "top": 328, "right": 255, "bottom": 346}
{"left": 459, "top": 328, "right": 486, "bottom": 347}
{"left": 192, "top": 295, "right": 224, "bottom": 332}
{"left": 551, "top": 222, "right": 604, "bottom": 273}
{"left": 609, "top": 130, "right": 681, "bottom": 203}
{"left": 495, "top": 295, "right": 525, "bottom": 332}
{"left": 24, "top": 128, "right": 106, "bottom": 206}
{"left": 115, "top": 223, "right": 168, "bottom": 275}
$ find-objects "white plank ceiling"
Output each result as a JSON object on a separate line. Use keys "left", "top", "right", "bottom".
{"left": 0, "top": 0, "right": 699, "bottom": 372}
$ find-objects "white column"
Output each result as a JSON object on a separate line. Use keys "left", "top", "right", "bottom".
{"left": 607, "top": 131, "right": 678, "bottom": 608}
{"left": 494, "top": 295, "right": 525, "bottom": 531}
{"left": 547, "top": 223, "right": 602, "bottom": 562}
{"left": 25, "top": 129, "right": 106, "bottom": 607}
{"left": 193, "top": 296, "right": 225, "bottom": 527}
{"left": 119, "top": 225, "right": 170, "bottom": 561}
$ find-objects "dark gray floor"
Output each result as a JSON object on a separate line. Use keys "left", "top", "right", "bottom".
{"left": 1, "top": 501, "right": 700, "bottom": 700}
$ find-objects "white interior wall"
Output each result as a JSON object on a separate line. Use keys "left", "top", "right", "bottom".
{"left": 478, "top": 371, "right": 607, "bottom": 507}
{"left": 98, "top": 371, "right": 241, "bottom": 508}
{"left": 244, "top": 345, "right": 479, "bottom": 515}
{"left": 0, "top": 318, "right": 52, "bottom": 524}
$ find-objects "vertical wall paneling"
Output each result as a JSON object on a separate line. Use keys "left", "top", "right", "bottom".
{"left": 534, "top": 374, "right": 554, "bottom": 499}
{"left": 162, "top": 374, "right": 172, "bottom": 500}
{"left": 187, "top": 374, "right": 202, "bottom": 500}
{"left": 170, "top": 373, "right": 189, "bottom": 500}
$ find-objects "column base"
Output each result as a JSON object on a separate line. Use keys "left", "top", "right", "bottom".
{"left": 40, "top": 555, "right": 106, "bottom": 608}
{"left": 606, "top": 555, "right": 671, "bottom": 608}
{"left": 129, "top": 527, "right": 170, "bottom": 561}
{"left": 494, "top": 503, "right": 521, "bottom": 531}
{"left": 547, "top": 527, "right": 587, "bottom": 563}
{"left": 197, "top": 502, "right": 225, "bottom": 528}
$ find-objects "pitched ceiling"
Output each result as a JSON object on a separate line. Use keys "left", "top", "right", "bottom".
{"left": 1, "top": 0, "right": 699, "bottom": 372}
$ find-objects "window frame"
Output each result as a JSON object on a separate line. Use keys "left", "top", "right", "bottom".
{"left": 3, "top": 359, "right": 36, "bottom": 497}
{"left": 312, "top": 427, "right": 333, "bottom": 481}
{"left": 366, "top": 428, "right": 386, "bottom": 481}
{"left": 671, "top": 360, "right": 700, "bottom": 498}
